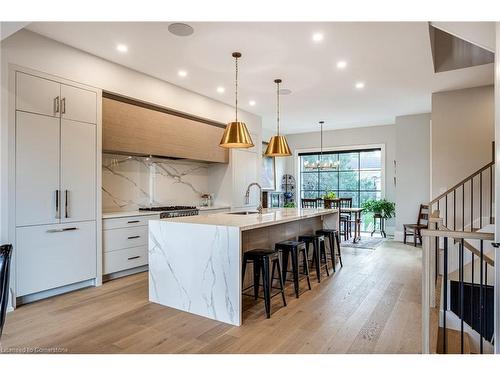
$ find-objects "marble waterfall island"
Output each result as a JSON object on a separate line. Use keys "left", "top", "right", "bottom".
{"left": 148, "top": 208, "right": 339, "bottom": 326}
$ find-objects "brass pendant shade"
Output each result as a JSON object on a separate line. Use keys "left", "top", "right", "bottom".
{"left": 219, "top": 121, "right": 254, "bottom": 148}
{"left": 264, "top": 78, "right": 291, "bottom": 157}
{"left": 219, "top": 52, "right": 255, "bottom": 149}
{"left": 265, "top": 135, "right": 292, "bottom": 156}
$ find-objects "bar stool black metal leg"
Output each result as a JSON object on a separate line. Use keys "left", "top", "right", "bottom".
{"left": 328, "top": 233, "right": 336, "bottom": 272}
{"left": 275, "top": 257, "right": 287, "bottom": 307}
{"left": 312, "top": 238, "right": 321, "bottom": 282}
{"left": 281, "top": 247, "right": 290, "bottom": 285}
{"left": 301, "top": 248, "right": 312, "bottom": 290}
{"left": 262, "top": 256, "right": 271, "bottom": 318}
{"left": 321, "top": 240, "right": 330, "bottom": 277}
{"left": 291, "top": 247, "right": 299, "bottom": 298}
{"left": 253, "top": 260, "right": 261, "bottom": 300}
{"left": 335, "top": 232, "right": 343, "bottom": 267}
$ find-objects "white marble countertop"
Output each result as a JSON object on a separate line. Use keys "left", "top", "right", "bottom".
{"left": 102, "top": 205, "right": 230, "bottom": 219}
{"left": 158, "top": 207, "right": 339, "bottom": 231}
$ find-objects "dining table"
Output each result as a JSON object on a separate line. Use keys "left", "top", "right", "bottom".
{"left": 340, "top": 207, "right": 364, "bottom": 243}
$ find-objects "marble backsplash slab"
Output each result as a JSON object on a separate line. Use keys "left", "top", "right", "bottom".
{"left": 102, "top": 153, "right": 210, "bottom": 212}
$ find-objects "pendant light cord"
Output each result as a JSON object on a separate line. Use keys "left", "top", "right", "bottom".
{"left": 320, "top": 121, "right": 323, "bottom": 160}
{"left": 235, "top": 55, "right": 238, "bottom": 122}
{"left": 276, "top": 80, "right": 280, "bottom": 136}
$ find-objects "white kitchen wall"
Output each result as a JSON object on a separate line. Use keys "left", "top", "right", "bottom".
{"left": 394, "top": 113, "right": 431, "bottom": 241}
{"left": 0, "top": 29, "right": 262, "bottom": 241}
{"left": 102, "top": 153, "right": 212, "bottom": 212}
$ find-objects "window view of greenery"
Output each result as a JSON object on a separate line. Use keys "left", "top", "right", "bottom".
{"left": 300, "top": 149, "right": 382, "bottom": 232}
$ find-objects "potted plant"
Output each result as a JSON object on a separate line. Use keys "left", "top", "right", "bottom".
{"left": 361, "top": 199, "right": 395, "bottom": 218}
{"left": 322, "top": 191, "right": 337, "bottom": 200}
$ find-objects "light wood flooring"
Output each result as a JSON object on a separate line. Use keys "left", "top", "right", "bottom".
{"left": 0, "top": 240, "right": 422, "bottom": 354}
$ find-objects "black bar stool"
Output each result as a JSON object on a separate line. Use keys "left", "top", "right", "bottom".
{"left": 242, "top": 249, "right": 286, "bottom": 319}
{"left": 297, "top": 234, "right": 329, "bottom": 282}
{"left": 316, "top": 228, "right": 343, "bottom": 271}
{"left": 275, "top": 240, "right": 311, "bottom": 298}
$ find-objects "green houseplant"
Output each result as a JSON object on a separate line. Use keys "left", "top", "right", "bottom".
{"left": 361, "top": 199, "right": 395, "bottom": 219}
{"left": 284, "top": 202, "right": 296, "bottom": 208}
{"left": 322, "top": 191, "right": 337, "bottom": 200}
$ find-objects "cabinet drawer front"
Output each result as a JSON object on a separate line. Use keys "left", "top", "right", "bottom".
{"left": 16, "top": 72, "right": 61, "bottom": 117}
{"left": 61, "top": 84, "right": 97, "bottom": 124}
{"left": 103, "top": 215, "right": 159, "bottom": 230}
{"left": 16, "top": 221, "right": 97, "bottom": 297}
{"left": 103, "top": 226, "right": 148, "bottom": 252}
{"left": 103, "top": 246, "right": 148, "bottom": 275}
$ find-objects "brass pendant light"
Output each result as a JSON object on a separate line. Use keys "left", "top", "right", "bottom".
{"left": 219, "top": 52, "right": 254, "bottom": 149}
{"left": 265, "top": 79, "right": 292, "bottom": 157}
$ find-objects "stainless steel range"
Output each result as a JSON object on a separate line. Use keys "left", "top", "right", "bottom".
{"left": 139, "top": 206, "right": 199, "bottom": 218}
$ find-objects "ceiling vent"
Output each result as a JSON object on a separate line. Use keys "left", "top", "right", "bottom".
{"left": 429, "top": 24, "right": 494, "bottom": 73}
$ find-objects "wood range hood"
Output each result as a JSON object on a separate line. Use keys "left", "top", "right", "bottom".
{"left": 102, "top": 92, "right": 229, "bottom": 163}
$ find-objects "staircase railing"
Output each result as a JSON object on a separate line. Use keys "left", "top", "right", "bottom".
{"left": 422, "top": 216, "right": 494, "bottom": 354}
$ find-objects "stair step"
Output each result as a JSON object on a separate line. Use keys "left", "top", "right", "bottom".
{"left": 437, "top": 327, "right": 472, "bottom": 354}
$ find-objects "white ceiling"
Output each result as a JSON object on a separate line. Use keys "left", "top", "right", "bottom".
{"left": 26, "top": 22, "right": 494, "bottom": 134}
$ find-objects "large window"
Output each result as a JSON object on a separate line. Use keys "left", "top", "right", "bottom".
{"left": 299, "top": 148, "right": 382, "bottom": 232}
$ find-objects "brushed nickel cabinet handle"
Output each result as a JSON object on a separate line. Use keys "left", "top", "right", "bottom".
{"left": 54, "top": 96, "right": 60, "bottom": 114}
{"left": 46, "top": 227, "right": 78, "bottom": 233}
{"left": 64, "top": 189, "right": 69, "bottom": 218}
{"left": 55, "top": 190, "right": 60, "bottom": 219}
{"left": 127, "top": 220, "right": 140, "bottom": 224}
{"left": 127, "top": 235, "right": 141, "bottom": 240}
{"left": 61, "top": 97, "right": 66, "bottom": 114}
{"left": 127, "top": 256, "right": 140, "bottom": 260}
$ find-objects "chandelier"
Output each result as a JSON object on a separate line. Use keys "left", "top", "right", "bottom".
{"left": 303, "top": 121, "right": 340, "bottom": 170}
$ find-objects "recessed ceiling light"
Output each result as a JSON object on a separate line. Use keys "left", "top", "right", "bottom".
{"left": 216, "top": 86, "right": 225, "bottom": 94}
{"left": 249, "top": 100, "right": 256, "bottom": 106}
{"left": 116, "top": 44, "right": 128, "bottom": 53}
{"left": 355, "top": 82, "right": 365, "bottom": 89}
{"left": 312, "top": 33, "right": 324, "bottom": 43}
{"left": 336, "top": 61, "right": 347, "bottom": 69}
{"left": 168, "top": 23, "right": 194, "bottom": 37}
{"left": 178, "top": 70, "right": 188, "bottom": 77}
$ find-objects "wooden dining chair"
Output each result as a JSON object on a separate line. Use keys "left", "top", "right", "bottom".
{"left": 301, "top": 198, "right": 319, "bottom": 208}
{"left": 323, "top": 198, "right": 340, "bottom": 209}
{"left": 403, "top": 204, "right": 429, "bottom": 247}
{"left": 0, "top": 244, "right": 13, "bottom": 339}
{"left": 338, "top": 198, "right": 353, "bottom": 240}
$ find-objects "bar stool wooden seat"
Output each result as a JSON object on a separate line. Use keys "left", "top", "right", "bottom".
{"left": 297, "top": 234, "right": 329, "bottom": 282}
{"left": 242, "top": 249, "right": 286, "bottom": 318}
{"left": 316, "top": 228, "right": 343, "bottom": 271}
{"left": 275, "top": 240, "right": 311, "bottom": 298}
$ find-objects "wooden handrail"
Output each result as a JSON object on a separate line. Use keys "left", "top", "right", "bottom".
{"left": 421, "top": 228, "right": 494, "bottom": 241}
{"left": 429, "top": 161, "right": 494, "bottom": 206}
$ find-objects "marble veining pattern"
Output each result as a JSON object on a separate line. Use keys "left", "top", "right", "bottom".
{"left": 102, "top": 153, "right": 210, "bottom": 211}
{"left": 148, "top": 220, "right": 241, "bottom": 325}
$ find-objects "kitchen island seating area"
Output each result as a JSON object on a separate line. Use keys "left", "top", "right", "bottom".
{"left": 243, "top": 228, "right": 342, "bottom": 318}
{"left": 149, "top": 208, "right": 340, "bottom": 325}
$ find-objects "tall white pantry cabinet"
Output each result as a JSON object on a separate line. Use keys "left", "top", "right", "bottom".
{"left": 12, "top": 68, "right": 102, "bottom": 303}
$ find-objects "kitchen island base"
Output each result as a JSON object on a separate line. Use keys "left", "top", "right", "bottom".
{"left": 148, "top": 208, "right": 339, "bottom": 326}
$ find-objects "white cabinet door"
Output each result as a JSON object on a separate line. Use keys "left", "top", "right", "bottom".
{"left": 61, "top": 119, "right": 96, "bottom": 223}
{"left": 61, "top": 84, "right": 97, "bottom": 124}
{"left": 16, "top": 221, "right": 97, "bottom": 296}
{"left": 16, "top": 72, "right": 61, "bottom": 117}
{"left": 232, "top": 149, "right": 259, "bottom": 209}
{"left": 16, "top": 111, "right": 60, "bottom": 226}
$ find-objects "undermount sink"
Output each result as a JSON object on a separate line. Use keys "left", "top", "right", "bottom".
{"left": 228, "top": 211, "right": 260, "bottom": 215}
